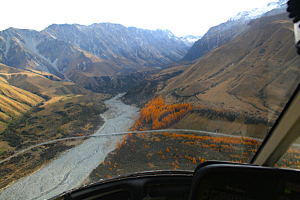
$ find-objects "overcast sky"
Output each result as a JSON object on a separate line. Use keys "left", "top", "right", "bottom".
{"left": 1, "top": 0, "right": 281, "bottom": 37}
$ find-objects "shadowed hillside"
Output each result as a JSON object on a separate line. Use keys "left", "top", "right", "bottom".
{"left": 122, "top": 62, "right": 193, "bottom": 106}
{"left": 181, "top": 20, "right": 249, "bottom": 62}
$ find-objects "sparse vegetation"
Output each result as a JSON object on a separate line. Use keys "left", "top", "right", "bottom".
{"left": 89, "top": 132, "right": 261, "bottom": 182}
{"left": 0, "top": 93, "right": 110, "bottom": 189}
{"left": 90, "top": 131, "right": 300, "bottom": 182}
{"left": 0, "top": 94, "right": 108, "bottom": 153}
{"left": 0, "top": 140, "right": 83, "bottom": 189}
{"left": 276, "top": 148, "right": 300, "bottom": 169}
{"left": 89, "top": 95, "right": 279, "bottom": 182}
{"left": 172, "top": 106, "right": 271, "bottom": 139}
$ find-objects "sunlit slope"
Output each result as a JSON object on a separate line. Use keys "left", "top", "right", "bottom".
{"left": 0, "top": 93, "right": 109, "bottom": 189}
{"left": 0, "top": 62, "right": 110, "bottom": 171}
{"left": 0, "top": 63, "right": 96, "bottom": 131}
{"left": 0, "top": 73, "right": 44, "bottom": 130}
{"left": 161, "top": 13, "right": 300, "bottom": 119}
{"left": 0, "top": 63, "right": 91, "bottom": 98}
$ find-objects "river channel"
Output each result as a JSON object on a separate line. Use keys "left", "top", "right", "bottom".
{"left": 0, "top": 93, "right": 139, "bottom": 200}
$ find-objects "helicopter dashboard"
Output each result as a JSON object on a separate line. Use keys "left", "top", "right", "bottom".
{"left": 54, "top": 161, "right": 300, "bottom": 200}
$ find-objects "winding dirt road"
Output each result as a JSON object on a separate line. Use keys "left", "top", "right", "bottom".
{"left": 0, "top": 93, "right": 139, "bottom": 200}
{"left": 2, "top": 93, "right": 296, "bottom": 199}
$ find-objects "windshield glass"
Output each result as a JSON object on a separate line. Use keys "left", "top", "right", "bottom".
{"left": 0, "top": 0, "right": 300, "bottom": 199}
{"left": 275, "top": 136, "right": 300, "bottom": 169}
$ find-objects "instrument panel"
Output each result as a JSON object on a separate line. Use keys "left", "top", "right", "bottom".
{"left": 53, "top": 162, "right": 300, "bottom": 200}
{"left": 189, "top": 163, "right": 300, "bottom": 200}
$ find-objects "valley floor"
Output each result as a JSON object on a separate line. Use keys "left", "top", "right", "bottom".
{"left": 0, "top": 94, "right": 139, "bottom": 200}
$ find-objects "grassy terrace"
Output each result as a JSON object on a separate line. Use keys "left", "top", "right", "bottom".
{"left": 0, "top": 93, "right": 109, "bottom": 189}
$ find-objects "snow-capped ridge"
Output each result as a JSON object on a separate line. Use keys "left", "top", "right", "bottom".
{"left": 229, "top": 0, "right": 287, "bottom": 22}
{"left": 180, "top": 35, "right": 203, "bottom": 46}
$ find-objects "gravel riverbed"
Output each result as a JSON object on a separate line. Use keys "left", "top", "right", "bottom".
{"left": 0, "top": 93, "right": 139, "bottom": 200}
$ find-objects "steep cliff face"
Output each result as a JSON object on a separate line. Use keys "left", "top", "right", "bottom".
{"left": 43, "top": 23, "right": 190, "bottom": 69}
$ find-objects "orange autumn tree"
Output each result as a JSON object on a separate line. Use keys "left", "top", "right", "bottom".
{"left": 131, "top": 96, "right": 193, "bottom": 130}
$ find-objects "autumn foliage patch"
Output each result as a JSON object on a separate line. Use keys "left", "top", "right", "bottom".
{"left": 131, "top": 96, "right": 193, "bottom": 130}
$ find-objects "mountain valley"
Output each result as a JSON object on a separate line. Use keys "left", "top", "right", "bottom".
{"left": 1, "top": 1, "right": 300, "bottom": 196}
{"left": 1, "top": 5, "right": 299, "bottom": 144}
{"left": 124, "top": 12, "right": 300, "bottom": 137}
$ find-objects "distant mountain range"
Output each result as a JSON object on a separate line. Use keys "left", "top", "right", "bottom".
{"left": 0, "top": 24, "right": 192, "bottom": 92}
{"left": 0, "top": 0, "right": 297, "bottom": 105}
{"left": 43, "top": 23, "right": 191, "bottom": 68}
{"left": 0, "top": 0, "right": 290, "bottom": 95}
{"left": 0, "top": 0, "right": 299, "bottom": 138}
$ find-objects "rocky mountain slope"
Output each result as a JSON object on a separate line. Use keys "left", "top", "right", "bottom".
{"left": 0, "top": 24, "right": 191, "bottom": 93}
{"left": 124, "top": 13, "right": 300, "bottom": 123}
{"left": 0, "top": 28, "right": 121, "bottom": 78}
{"left": 182, "top": 0, "right": 287, "bottom": 61}
{"left": 44, "top": 23, "right": 190, "bottom": 69}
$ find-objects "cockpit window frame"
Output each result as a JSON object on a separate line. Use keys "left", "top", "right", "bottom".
{"left": 251, "top": 84, "right": 300, "bottom": 166}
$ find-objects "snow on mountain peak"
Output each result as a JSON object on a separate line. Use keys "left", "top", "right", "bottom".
{"left": 229, "top": 0, "right": 287, "bottom": 22}
{"left": 180, "top": 35, "right": 203, "bottom": 44}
